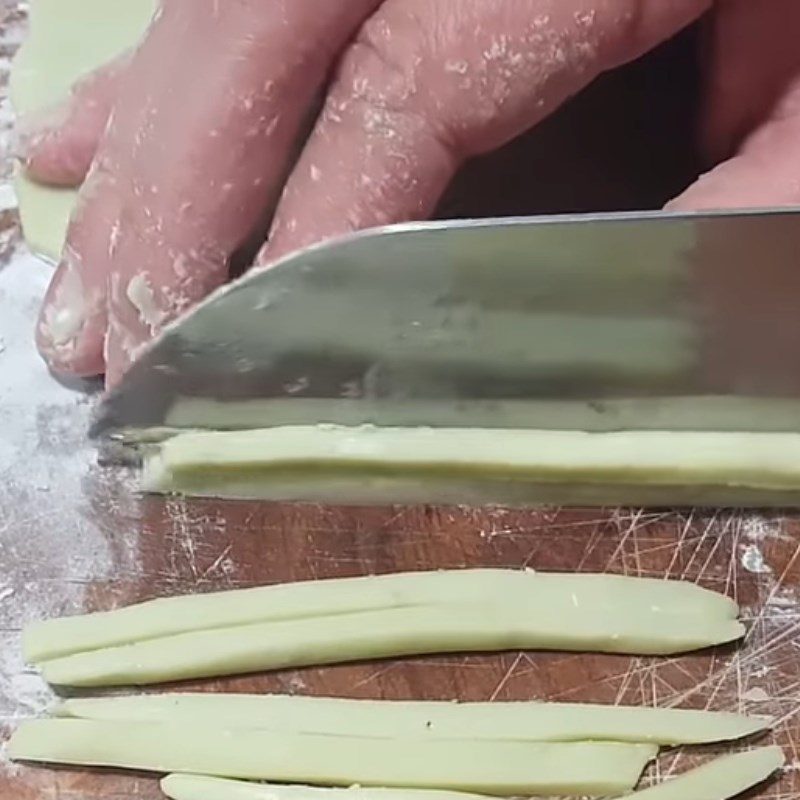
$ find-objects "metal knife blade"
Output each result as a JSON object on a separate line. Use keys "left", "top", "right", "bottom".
{"left": 92, "top": 207, "right": 800, "bottom": 443}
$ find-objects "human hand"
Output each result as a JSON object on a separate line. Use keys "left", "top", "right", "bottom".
{"left": 19, "top": 0, "right": 800, "bottom": 386}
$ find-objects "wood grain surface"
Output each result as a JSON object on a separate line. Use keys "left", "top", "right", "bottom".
{"left": 4, "top": 498, "right": 800, "bottom": 799}
{"left": 1, "top": 8, "right": 798, "bottom": 800}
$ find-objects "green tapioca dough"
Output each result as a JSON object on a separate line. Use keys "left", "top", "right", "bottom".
{"left": 10, "top": 0, "right": 156, "bottom": 259}
{"left": 140, "top": 425, "right": 800, "bottom": 507}
{"left": 8, "top": 718, "right": 657, "bottom": 796}
{"left": 619, "top": 746, "right": 784, "bottom": 799}
{"left": 161, "top": 777, "right": 493, "bottom": 800}
{"left": 37, "top": 601, "right": 743, "bottom": 687}
{"left": 158, "top": 747, "right": 785, "bottom": 800}
{"left": 24, "top": 568, "right": 738, "bottom": 663}
{"left": 58, "top": 693, "right": 769, "bottom": 746}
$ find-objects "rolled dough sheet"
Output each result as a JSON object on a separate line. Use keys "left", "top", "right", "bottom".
{"left": 58, "top": 693, "right": 769, "bottom": 746}
{"left": 8, "top": 718, "right": 657, "bottom": 795}
{"left": 10, "top": 0, "right": 155, "bottom": 258}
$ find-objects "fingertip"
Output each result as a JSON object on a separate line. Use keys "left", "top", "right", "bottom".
{"left": 21, "top": 139, "right": 97, "bottom": 189}
{"left": 16, "top": 60, "right": 121, "bottom": 187}
{"left": 35, "top": 257, "right": 107, "bottom": 377}
{"left": 14, "top": 103, "right": 67, "bottom": 167}
{"left": 17, "top": 100, "right": 108, "bottom": 188}
{"left": 35, "top": 317, "right": 106, "bottom": 377}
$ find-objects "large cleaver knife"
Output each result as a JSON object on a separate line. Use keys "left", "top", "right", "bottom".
{"left": 92, "top": 208, "right": 800, "bottom": 447}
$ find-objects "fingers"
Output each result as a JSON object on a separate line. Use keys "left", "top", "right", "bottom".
{"left": 700, "top": 0, "right": 800, "bottom": 164}
{"left": 668, "top": 74, "right": 800, "bottom": 211}
{"left": 261, "top": 0, "right": 712, "bottom": 262}
{"left": 16, "top": 57, "right": 125, "bottom": 187}
{"left": 36, "top": 0, "right": 381, "bottom": 384}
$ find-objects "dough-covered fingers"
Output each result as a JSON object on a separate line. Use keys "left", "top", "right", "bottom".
{"left": 16, "top": 57, "right": 125, "bottom": 188}
{"left": 262, "top": 0, "right": 712, "bottom": 262}
{"left": 35, "top": 0, "right": 381, "bottom": 384}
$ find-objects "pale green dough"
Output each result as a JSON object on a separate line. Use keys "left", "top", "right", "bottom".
{"left": 36, "top": 601, "right": 742, "bottom": 687}
{"left": 162, "top": 777, "right": 490, "bottom": 800}
{"left": 58, "top": 693, "right": 769, "bottom": 746}
{"left": 10, "top": 0, "right": 155, "bottom": 259}
{"left": 12, "top": 179, "right": 76, "bottom": 262}
{"left": 8, "top": 718, "right": 656, "bottom": 795}
{"left": 621, "top": 746, "right": 784, "bottom": 799}
{"left": 26, "top": 568, "right": 531, "bottom": 661}
{"left": 159, "top": 748, "right": 785, "bottom": 800}
{"left": 140, "top": 425, "right": 800, "bottom": 508}
{"left": 24, "top": 570, "right": 739, "bottom": 669}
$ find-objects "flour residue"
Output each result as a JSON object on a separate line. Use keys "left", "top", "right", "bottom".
{"left": 741, "top": 515, "right": 786, "bottom": 543}
{"left": 41, "top": 257, "right": 85, "bottom": 345}
{"left": 741, "top": 543, "right": 772, "bottom": 575}
{"left": 126, "top": 272, "right": 167, "bottom": 332}
{"left": 741, "top": 687, "right": 771, "bottom": 703}
{"left": 0, "top": 246, "right": 131, "bottom": 735}
{"left": 1, "top": 73, "right": 148, "bottom": 749}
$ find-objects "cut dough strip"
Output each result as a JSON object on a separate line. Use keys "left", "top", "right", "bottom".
{"left": 620, "top": 745, "right": 784, "bottom": 799}
{"left": 24, "top": 569, "right": 738, "bottom": 664}
{"left": 158, "top": 747, "right": 784, "bottom": 800}
{"left": 57, "top": 693, "right": 769, "bottom": 746}
{"left": 7, "top": 718, "right": 656, "bottom": 796}
{"left": 24, "top": 569, "right": 512, "bottom": 662}
{"left": 160, "top": 777, "right": 494, "bottom": 800}
{"left": 142, "top": 426, "right": 800, "bottom": 502}
{"left": 37, "top": 602, "right": 744, "bottom": 687}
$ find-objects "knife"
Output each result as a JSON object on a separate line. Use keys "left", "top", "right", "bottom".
{"left": 92, "top": 207, "right": 800, "bottom": 450}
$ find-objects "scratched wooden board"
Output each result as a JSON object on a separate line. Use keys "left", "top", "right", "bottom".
{"left": 3, "top": 497, "right": 800, "bottom": 800}
{"left": 2, "top": 8, "right": 800, "bottom": 800}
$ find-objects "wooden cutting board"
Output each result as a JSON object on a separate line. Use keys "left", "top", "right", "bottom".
{"left": 2, "top": 13, "right": 797, "bottom": 799}
{"left": 2, "top": 492, "right": 800, "bottom": 799}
